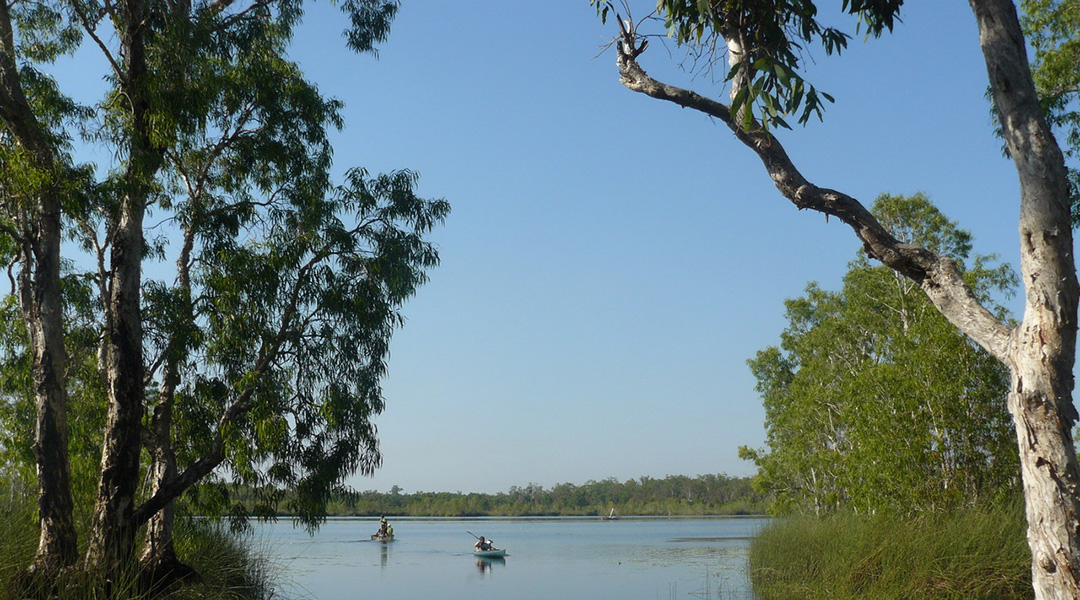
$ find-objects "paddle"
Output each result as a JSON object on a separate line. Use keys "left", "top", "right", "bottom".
{"left": 466, "top": 530, "right": 480, "bottom": 540}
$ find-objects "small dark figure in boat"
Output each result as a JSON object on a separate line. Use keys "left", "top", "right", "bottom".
{"left": 373, "top": 515, "right": 392, "bottom": 539}
{"left": 474, "top": 536, "right": 494, "bottom": 552}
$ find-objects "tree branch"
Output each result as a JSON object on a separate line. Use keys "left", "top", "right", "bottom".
{"left": 611, "top": 33, "right": 1013, "bottom": 362}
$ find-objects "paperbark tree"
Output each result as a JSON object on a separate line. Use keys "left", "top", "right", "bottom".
{"left": 0, "top": 0, "right": 88, "bottom": 574}
{"left": 595, "top": 1, "right": 1080, "bottom": 597}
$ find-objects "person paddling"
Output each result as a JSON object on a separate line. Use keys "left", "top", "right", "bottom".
{"left": 374, "top": 515, "right": 391, "bottom": 539}
{"left": 474, "top": 536, "right": 494, "bottom": 552}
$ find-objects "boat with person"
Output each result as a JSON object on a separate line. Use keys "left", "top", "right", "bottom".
{"left": 469, "top": 532, "right": 507, "bottom": 558}
{"left": 372, "top": 515, "right": 394, "bottom": 541}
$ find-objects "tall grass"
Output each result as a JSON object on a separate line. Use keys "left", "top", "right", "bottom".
{"left": 0, "top": 479, "right": 38, "bottom": 589}
{"left": 0, "top": 480, "right": 279, "bottom": 600}
{"left": 749, "top": 503, "right": 1032, "bottom": 600}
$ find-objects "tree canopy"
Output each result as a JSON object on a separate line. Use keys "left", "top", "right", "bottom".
{"left": 743, "top": 194, "right": 1020, "bottom": 515}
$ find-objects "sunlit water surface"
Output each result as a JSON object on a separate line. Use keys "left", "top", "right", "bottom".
{"left": 255, "top": 516, "right": 763, "bottom": 600}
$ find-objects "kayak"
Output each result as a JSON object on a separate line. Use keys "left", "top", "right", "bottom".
{"left": 371, "top": 534, "right": 394, "bottom": 542}
{"left": 473, "top": 549, "right": 506, "bottom": 558}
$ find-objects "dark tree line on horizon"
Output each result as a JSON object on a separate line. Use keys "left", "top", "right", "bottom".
{"left": 218, "top": 473, "right": 764, "bottom": 518}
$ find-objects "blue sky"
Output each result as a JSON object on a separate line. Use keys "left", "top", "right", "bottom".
{"left": 47, "top": 2, "right": 1028, "bottom": 494}
{"left": 276, "top": 1, "right": 1028, "bottom": 494}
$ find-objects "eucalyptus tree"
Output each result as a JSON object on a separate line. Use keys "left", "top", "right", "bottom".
{"left": 0, "top": 0, "right": 446, "bottom": 585}
{"left": 593, "top": 1, "right": 1080, "bottom": 597}
{"left": 744, "top": 194, "right": 1019, "bottom": 515}
{"left": 128, "top": 40, "right": 448, "bottom": 574}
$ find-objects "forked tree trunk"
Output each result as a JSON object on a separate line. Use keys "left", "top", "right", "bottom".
{"left": 974, "top": 1, "right": 1080, "bottom": 595}
{"left": 83, "top": 199, "right": 148, "bottom": 574}
{"left": 84, "top": 0, "right": 157, "bottom": 575}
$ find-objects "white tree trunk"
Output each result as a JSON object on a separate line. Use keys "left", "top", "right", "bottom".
{"left": 605, "top": 0, "right": 1080, "bottom": 597}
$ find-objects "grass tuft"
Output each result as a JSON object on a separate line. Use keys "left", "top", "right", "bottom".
{"left": 749, "top": 502, "right": 1032, "bottom": 600}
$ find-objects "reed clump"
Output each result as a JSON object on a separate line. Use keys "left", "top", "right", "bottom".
{"left": 748, "top": 502, "right": 1031, "bottom": 600}
{"left": 0, "top": 482, "right": 278, "bottom": 600}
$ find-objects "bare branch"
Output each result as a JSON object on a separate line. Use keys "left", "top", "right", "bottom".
{"left": 69, "top": 0, "right": 123, "bottom": 81}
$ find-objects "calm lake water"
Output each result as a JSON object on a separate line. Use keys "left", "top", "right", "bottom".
{"left": 254, "top": 516, "right": 764, "bottom": 600}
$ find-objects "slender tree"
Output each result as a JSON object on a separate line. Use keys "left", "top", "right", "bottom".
{"left": 0, "top": 5, "right": 91, "bottom": 572}
{"left": 594, "top": 1, "right": 1080, "bottom": 597}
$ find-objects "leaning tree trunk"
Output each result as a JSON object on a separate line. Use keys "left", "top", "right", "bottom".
{"left": 138, "top": 344, "right": 194, "bottom": 587}
{"left": 139, "top": 436, "right": 193, "bottom": 590}
{"left": 138, "top": 198, "right": 200, "bottom": 586}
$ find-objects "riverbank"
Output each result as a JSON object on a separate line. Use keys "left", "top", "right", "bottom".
{"left": 748, "top": 503, "right": 1031, "bottom": 600}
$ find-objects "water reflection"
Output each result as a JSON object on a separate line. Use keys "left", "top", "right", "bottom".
{"left": 379, "top": 542, "right": 390, "bottom": 569}
{"left": 475, "top": 556, "right": 505, "bottom": 576}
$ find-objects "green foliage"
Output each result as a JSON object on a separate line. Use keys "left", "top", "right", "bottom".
{"left": 744, "top": 194, "right": 1020, "bottom": 515}
{"left": 114, "top": 0, "right": 447, "bottom": 533}
{"left": 1023, "top": 0, "right": 1080, "bottom": 155}
{"left": 749, "top": 501, "right": 1031, "bottom": 600}
{"left": 593, "top": 0, "right": 902, "bottom": 129}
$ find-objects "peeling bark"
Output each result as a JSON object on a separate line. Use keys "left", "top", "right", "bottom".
{"left": 84, "top": 0, "right": 159, "bottom": 573}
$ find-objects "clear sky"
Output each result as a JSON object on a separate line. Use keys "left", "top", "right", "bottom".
{"left": 272, "top": 1, "right": 1029, "bottom": 495}
{"left": 50, "top": 2, "right": 1030, "bottom": 494}
{"left": 272, "top": 1, "right": 1037, "bottom": 495}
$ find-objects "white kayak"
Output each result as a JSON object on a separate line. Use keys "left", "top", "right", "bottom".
{"left": 473, "top": 549, "right": 507, "bottom": 558}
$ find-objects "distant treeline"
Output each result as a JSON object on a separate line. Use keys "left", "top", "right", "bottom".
{"left": 222, "top": 473, "right": 763, "bottom": 517}
{"left": 329, "top": 473, "right": 764, "bottom": 517}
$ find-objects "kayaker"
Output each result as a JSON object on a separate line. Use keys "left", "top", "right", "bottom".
{"left": 474, "top": 536, "right": 494, "bottom": 551}
{"left": 386, "top": 524, "right": 394, "bottom": 538}
{"left": 375, "top": 515, "right": 388, "bottom": 537}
